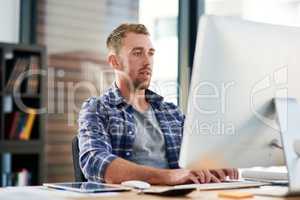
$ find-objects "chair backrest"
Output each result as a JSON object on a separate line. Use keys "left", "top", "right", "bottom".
{"left": 72, "top": 136, "right": 87, "bottom": 182}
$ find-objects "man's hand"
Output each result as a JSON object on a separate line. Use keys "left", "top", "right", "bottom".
{"left": 161, "top": 168, "right": 239, "bottom": 185}
{"left": 161, "top": 169, "right": 221, "bottom": 185}
{"left": 209, "top": 168, "right": 239, "bottom": 181}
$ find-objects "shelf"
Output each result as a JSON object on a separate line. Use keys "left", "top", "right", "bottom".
{"left": 0, "top": 42, "right": 45, "bottom": 187}
{"left": 0, "top": 140, "right": 43, "bottom": 153}
{"left": 0, "top": 42, "right": 45, "bottom": 54}
{"left": 3, "top": 93, "right": 41, "bottom": 99}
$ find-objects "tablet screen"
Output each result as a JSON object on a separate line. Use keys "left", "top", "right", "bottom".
{"left": 43, "top": 182, "right": 130, "bottom": 193}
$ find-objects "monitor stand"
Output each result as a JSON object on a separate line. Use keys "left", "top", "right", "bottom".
{"left": 274, "top": 98, "right": 300, "bottom": 195}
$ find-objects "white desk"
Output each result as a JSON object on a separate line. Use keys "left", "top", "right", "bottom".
{"left": 0, "top": 185, "right": 298, "bottom": 200}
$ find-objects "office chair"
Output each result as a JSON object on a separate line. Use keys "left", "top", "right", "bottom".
{"left": 72, "top": 136, "right": 87, "bottom": 182}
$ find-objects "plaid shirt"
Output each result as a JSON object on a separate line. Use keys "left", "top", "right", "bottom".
{"left": 78, "top": 84, "right": 185, "bottom": 182}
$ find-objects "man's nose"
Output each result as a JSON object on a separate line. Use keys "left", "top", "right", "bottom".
{"left": 143, "top": 53, "right": 152, "bottom": 65}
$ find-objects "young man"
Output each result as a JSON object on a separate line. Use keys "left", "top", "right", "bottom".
{"left": 78, "top": 24, "right": 238, "bottom": 185}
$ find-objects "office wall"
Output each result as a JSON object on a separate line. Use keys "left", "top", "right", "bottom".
{"left": 37, "top": 0, "right": 139, "bottom": 182}
{"left": 0, "top": 0, "right": 20, "bottom": 43}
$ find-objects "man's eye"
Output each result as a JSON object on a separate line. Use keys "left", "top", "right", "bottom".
{"left": 149, "top": 52, "right": 155, "bottom": 56}
{"left": 133, "top": 52, "right": 143, "bottom": 56}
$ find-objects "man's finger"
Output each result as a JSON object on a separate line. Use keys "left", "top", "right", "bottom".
{"left": 224, "top": 168, "right": 234, "bottom": 179}
{"left": 193, "top": 171, "right": 205, "bottom": 183}
{"left": 213, "top": 169, "right": 226, "bottom": 181}
{"left": 203, "top": 170, "right": 213, "bottom": 183}
{"left": 189, "top": 174, "right": 200, "bottom": 184}
{"left": 210, "top": 174, "right": 221, "bottom": 183}
{"left": 234, "top": 169, "right": 239, "bottom": 179}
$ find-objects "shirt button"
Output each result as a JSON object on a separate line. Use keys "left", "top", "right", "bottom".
{"left": 125, "top": 152, "right": 131, "bottom": 156}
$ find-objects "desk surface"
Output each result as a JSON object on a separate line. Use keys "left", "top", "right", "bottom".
{"left": 0, "top": 186, "right": 299, "bottom": 200}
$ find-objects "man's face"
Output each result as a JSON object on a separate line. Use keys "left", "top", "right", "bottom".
{"left": 116, "top": 32, "right": 155, "bottom": 90}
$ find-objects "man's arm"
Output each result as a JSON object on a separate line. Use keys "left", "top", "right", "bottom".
{"left": 78, "top": 97, "right": 118, "bottom": 182}
{"left": 104, "top": 158, "right": 164, "bottom": 184}
{"left": 77, "top": 97, "right": 199, "bottom": 185}
{"left": 104, "top": 157, "right": 226, "bottom": 185}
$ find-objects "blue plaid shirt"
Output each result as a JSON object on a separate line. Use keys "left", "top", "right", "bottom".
{"left": 78, "top": 84, "right": 185, "bottom": 182}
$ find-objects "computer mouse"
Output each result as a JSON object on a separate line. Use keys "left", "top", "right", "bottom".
{"left": 121, "top": 180, "right": 151, "bottom": 189}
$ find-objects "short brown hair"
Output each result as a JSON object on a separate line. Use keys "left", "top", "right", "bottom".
{"left": 106, "top": 23, "right": 150, "bottom": 54}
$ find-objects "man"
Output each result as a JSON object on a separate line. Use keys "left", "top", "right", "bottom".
{"left": 78, "top": 23, "right": 238, "bottom": 185}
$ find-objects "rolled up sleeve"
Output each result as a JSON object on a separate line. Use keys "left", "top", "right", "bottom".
{"left": 77, "top": 97, "right": 118, "bottom": 182}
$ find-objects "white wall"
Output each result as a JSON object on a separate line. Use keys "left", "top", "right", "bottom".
{"left": 0, "top": 0, "right": 20, "bottom": 43}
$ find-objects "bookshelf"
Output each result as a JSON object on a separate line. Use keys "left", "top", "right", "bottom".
{"left": 0, "top": 42, "right": 46, "bottom": 186}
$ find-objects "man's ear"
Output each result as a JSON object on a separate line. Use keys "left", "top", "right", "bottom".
{"left": 107, "top": 54, "right": 121, "bottom": 70}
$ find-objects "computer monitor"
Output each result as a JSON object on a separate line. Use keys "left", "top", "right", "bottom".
{"left": 179, "top": 15, "right": 300, "bottom": 170}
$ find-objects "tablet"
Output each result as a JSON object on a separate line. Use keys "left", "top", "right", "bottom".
{"left": 43, "top": 182, "right": 131, "bottom": 193}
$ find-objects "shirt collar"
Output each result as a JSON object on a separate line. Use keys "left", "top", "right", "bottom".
{"left": 108, "top": 82, "right": 164, "bottom": 106}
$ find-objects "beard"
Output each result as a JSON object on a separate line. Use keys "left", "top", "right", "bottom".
{"left": 118, "top": 59, "right": 152, "bottom": 91}
{"left": 132, "top": 78, "right": 151, "bottom": 90}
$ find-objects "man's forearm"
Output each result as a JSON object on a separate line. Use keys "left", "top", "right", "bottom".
{"left": 104, "top": 158, "right": 169, "bottom": 184}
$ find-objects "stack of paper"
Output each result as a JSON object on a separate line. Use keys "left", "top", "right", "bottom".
{"left": 241, "top": 166, "right": 288, "bottom": 183}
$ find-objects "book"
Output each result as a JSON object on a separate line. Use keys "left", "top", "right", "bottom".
{"left": 20, "top": 110, "right": 37, "bottom": 140}
{"left": 1, "top": 153, "right": 12, "bottom": 187}
{"left": 5, "top": 58, "right": 29, "bottom": 93}
{"left": 15, "top": 113, "right": 27, "bottom": 140}
{"left": 3, "top": 95, "right": 13, "bottom": 113}
{"left": 5, "top": 113, "right": 14, "bottom": 139}
{"left": 241, "top": 166, "right": 288, "bottom": 181}
{"left": 26, "top": 56, "right": 40, "bottom": 94}
{"left": 8, "top": 112, "right": 20, "bottom": 140}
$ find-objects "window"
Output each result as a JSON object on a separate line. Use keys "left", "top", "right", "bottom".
{"left": 0, "top": 0, "right": 20, "bottom": 43}
{"left": 205, "top": 0, "right": 300, "bottom": 27}
{"left": 139, "top": 0, "right": 179, "bottom": 104}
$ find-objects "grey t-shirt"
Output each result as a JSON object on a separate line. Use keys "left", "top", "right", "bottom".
{"left": 129, "top": 105, "right": 169, "bottom": 169}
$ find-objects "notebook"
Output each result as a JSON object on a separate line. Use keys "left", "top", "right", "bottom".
{"left": 241, "top": 166, "right": 288, "bottom": 184}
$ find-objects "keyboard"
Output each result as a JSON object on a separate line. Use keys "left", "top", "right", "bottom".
{"left": 173, "top": 180, "right": 269, "bottom": 191}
